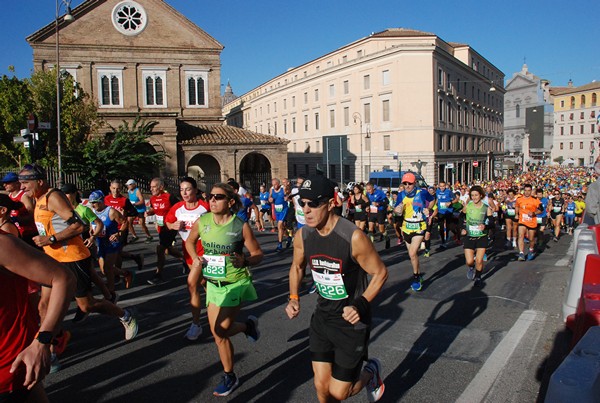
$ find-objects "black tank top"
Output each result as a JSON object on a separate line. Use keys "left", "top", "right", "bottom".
{"left": 302, "top": 218, "right": 369, "bottom": 327}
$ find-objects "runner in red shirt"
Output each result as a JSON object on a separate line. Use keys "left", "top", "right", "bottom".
{"left": 165, "top": 177, "right": 209, "bottom": 341}
{"left": 0, "top": 231, "right": 75, "bottom": 402}
{"left": 146, "top": 178, "right": 183, "bottom": 285}
{"left": 2, "top": 172, "right": 37, "bottom": 245}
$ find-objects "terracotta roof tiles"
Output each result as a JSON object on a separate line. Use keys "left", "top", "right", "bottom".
{"left": 178, "top": 123, "right": 289, "bottom": 146}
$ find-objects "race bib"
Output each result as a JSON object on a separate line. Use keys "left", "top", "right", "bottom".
{"left": 492, "top": 212, "right": 498, "bottom": 218}
{"left": 35, "top": 222, "right": 47, "bottom": 236}
{"left": 405, "top": 221, "right": 420, "bottom": 231}
{"left": 506, "top": 208, "right": 515, "bottom": 216}
{"left": 355, "top": 206, "right": 362, "bottom": 213}
{"left": 553, "top": 206, "right": 561, "bottom": 213}
{"left": 275, "top": 204, "right": 284, "bottom": 213}
{"left": 156, "top": 215, "right": 164, "bottom": 226}
{"left": 311, "top": 271, "right": 348, "bottom": 300}
{"left": 202, "top": 255, "right": 227, "bottom": 279}
{"left": 468, "top": 225, "right": 483, "bottom": 237}
{"left": 536, "top": 217, "right": 543, "bottom": 224}
{"left": 260, "top": 200, "right": 266, "bottom": 206}
{"left": 91, "top": 222, "right": 106, "bottom": 237}
{"left": 178, "top": 212, "right": 198, "bottom": 231}
{"left": 440, "top": 202, "right": 449, "bottom": 209}
{"left": 521, "top": 213, "right": 532, "bottom": 222}
{"left": 369, "top": 205, "right": 378, "bottom": 214}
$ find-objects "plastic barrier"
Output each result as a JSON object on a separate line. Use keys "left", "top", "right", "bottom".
{"left": 546, "top": 326, "right": 600, "bottom": 402}
{"left": 583, "top": 254, "right": 600, "bottom": 285}
{"left": 590, "top": 224, "right": 600, "bottom": 251}
{"left": 573, "top": 226, "right": 594, "bottom": 248}
{"left": 562, "top": 239, "right": 599, "bottom": 324}
{"left": 570, "top": 283, "right": 600, "bottom": 347}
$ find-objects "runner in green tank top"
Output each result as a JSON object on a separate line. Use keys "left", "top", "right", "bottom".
{"left": 185, "top": 183, "right": 263, "bottom": 397}
{"left": 461, "top": 186, "right": 494, "bottom": 287}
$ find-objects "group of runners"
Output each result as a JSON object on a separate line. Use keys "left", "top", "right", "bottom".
{"left": 1, "top": 161, "right": 597, "bottom": 402}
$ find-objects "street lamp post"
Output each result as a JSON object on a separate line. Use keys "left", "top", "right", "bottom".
{"left": 55, "top": 0, "right": 74, "bottom": 185}
{"left": 353, "top": 112, "right": 363, "bottom": 182}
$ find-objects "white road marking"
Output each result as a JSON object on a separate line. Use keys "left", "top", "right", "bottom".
{"left": 456, "top": 309, "right": 546, "bottom": 402}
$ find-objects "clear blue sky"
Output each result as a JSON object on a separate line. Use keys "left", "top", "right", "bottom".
{"left": 1, "top": 0, "right": 598, "bottom": 96}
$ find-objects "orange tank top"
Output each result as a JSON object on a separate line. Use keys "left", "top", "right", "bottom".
{"left": 34, "top": 189, "right": 90, "bottom": 262}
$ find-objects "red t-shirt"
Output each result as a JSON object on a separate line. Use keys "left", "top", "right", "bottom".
{"left": 165, "top": 200, "right": 209, "bottom": 264}
{"left": 8, "top": 190, "right": 37, "bottom": 238}
{"left": 150, "top": 192, "right": 178, "bottom": 234}
{"left": 104, "top": 194, "right": 127, "bottom": 214}
{"left": 0, "top": 238, "right": 39, "bottom": 393}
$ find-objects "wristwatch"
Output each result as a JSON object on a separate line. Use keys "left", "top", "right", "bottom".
{"left": 36, "top": 331, "right": 55, "bottom": 345}
{"left": 49, "top": 235, "right": 58, "bottom": 244}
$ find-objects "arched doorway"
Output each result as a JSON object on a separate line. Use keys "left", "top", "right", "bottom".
{"left": 239, "top": 152, "right": 271, "bottom": 195}
{"left": 187, "top": 153, "right": 221, "bottom": 192}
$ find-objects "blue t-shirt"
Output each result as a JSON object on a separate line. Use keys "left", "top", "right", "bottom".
{"left": 259, "top": 191, "right": 270, "bottom": 210}
{"left": 367, "top": 188, "right": 388, "bottom": 211}
{"left": 395, "top": 188, "right": 435, "bottom": 211}
{"left": 236, "top": 196, "right": 254, "bottom": 222}
{"left": 537, "top": 197, "right": 549, "bottom": 218}
{"left": 436, "top": 188, "right": 454, "bottom": 214}
{"left": 565, "top": 201, "right": 576, "bottom": 217}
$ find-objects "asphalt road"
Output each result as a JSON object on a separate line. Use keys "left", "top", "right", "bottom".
{"left": 44, "top": 224, "right": 573, "bottom": 402}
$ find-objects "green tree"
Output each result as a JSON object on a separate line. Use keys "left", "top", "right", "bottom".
{"left": 554, "top": 156, "right": 564, "bottom": 164}
{"left": 0, "top": 68, "right": 33, "bottom": 167}
{"left": 28, "top": 69, "right": 99, "bottom": 166}
{"left": 67, "top": 117, "right": 167, "bottom": 184}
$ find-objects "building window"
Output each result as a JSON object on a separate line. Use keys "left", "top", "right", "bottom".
{"left": 382, "top": 100, "right": 390, "bottom": 122}
{"left": 581, "top": 125, "right": 585, "bottom": 134}
{"left": 363, "top": 75, "right": 370, "bottom": 90}
{"left": 292, "top": 117, "right": 296, "bottom": 133}
{"left": 343, "top": 80, "right": 349, "bottom": 95}
{"left": 560, "top": 100, "right": 565, "bottom": 108}
{"left": 315, "top": 112, "right": 319, "bottom": 130}
{"left": 581, "top": 112, "right": 585, "bottom": 119}
{"left": 111, "top": 1, "right": 148, "bottom": 36}
{"left": 447, "top": 73, "right": 451, "bottom": 90}
{"left": 382, "top": 70, "right": 390, "bottom": 86}
{"left": 185, "top": 70, "right": 208, "bottom": 107}
{"left": 316, "top": 140, "right": 320, "bottom": 152}
{"left": 438, "top": 68, "right": 443, "bottom": 86}
{"left": 560, "top": 126, "right": 564, "bottom": 135}
{"left": 570, "top": 142, "right": 573, "bottom": 149}
{"left": 267, "top": 104, "right": 270, "bottom": 114}
{"left": 570, "top": 126, "right": 574, "bottom": 135}
{"left": 344, "top": 107, "right": 349, "bottom": 127}
{"left": 438, "top": 134, "right": 444, "bottom": 151}
{"left": 571, "top": 96, "right": 575, "bottom": 109}
{"left": 580, "top": 142, "right": 584, "bottom": 149}
{"left": 365, "top": 136, "right": 370, "bottom": 152}
{"left": 516, "top": 104, "right": 520, "bottom": 118}
{"left": 383, "top": 135, "right": 390, "bottom": 151}
{"left": 438, "top": 98, "right": 444, "bottom": 121}
{"left": 581, "top": 95, "right": 586, "bottom": 106}
{"left": 561, "top": 114, "right": 564, "bottom": 121}
{"left": 329, "top": 84, "right": 335, "bottom": 97}
{"left": 329, "top": 109, "right": 335, "bottom": 128}
{"left": 304, "top": 115, "right": 308, "bottom": 131}
{"left": 304, "top": 92, "right": 308, "bottom": 104}
{"left": 364, "top": 103, "right": 371, "bottom": 124}
{"left": 592, "top": 93, "right": 597, "bottom": 107}
{"left": 447, "top": 102, "right": 453, "bottom": 124}
{"left": 457, "top": 106, "right": 462, "bottom": 125}
{"left": 283, "top": 119, "right": 287, "bottom": 134}
{"left": 357, "top": 50, "right": 363, "bottom": 58}
{"left": 142, "top": 71, "right": 167, "bottom": 106}
{"left": 274, "top": 102, "right": 277, "bottom": 113}
{"left": 560, "top": 143, "right": 563, "bottom": 150}
{"left": 592, "top": 124, "right": 596, "bottom": 134}
{"left": 314, "top": 89, "right": 319, "bottom": 102}
{"left": 97, "top": 68, "right": 123, "bottom": 107}
{"left": 292, "top": 96, "right": 296, "bottom": 107}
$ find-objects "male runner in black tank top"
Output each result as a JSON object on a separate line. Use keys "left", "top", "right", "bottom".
{"left": 285, "top": 175, "right": 388, "bottom": 402}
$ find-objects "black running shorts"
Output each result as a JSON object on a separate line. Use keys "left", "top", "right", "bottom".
{"left": 309, "top": 311, "right": 369, "bottom": 383}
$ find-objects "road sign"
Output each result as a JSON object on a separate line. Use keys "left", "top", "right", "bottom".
{"left": 38, "top": 122, "right": 52, "bottom": 129}
{"left": 446, "top": 163, "right": 454, "bottom": 169}
{"left": 494, "top": 161, "right": 502, "bottom": 169}
{"left": 473, "top": 161, "right": 479, "bottom": 167}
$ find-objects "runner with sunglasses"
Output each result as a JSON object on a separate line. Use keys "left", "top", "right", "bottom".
{"left": 165, "top": 177, "right": 209, "bottom": 341}
{"left": 286, "top": 175, "right": 388, "bottom": 402}
{"left": 186, "top": 183, "right": 263, "bottom": 397}
{"left": 461, "top": 186, "right": 493, "bottom": 287}
{"left": 548, "top": 190, "right": 565, "bottom": 242}
{"left": 394, "top": 172, "right": 435, "bottom": 291}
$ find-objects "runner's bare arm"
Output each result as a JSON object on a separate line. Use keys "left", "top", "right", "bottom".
{"left": 235, "top": 222, "right": 263, "bottom": 268}
{"left": 34, "top": 191, "right": 84, "bottom": 246}
{"left": 351, "top": 229, "right": 388, "bottom": 303}
{"left": 186, "top": 218, "right": 202, "bottom": 268}
{"left": 286, "top": 229, "right": 306, "bottom": 319}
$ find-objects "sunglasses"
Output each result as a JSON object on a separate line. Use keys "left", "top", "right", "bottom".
{"left": 209, "top": 193, "right": 228, "bottom": 201}
{"left": 402, "top": 182, "right": 414, "bottom": 186}
{"left": 298, "top": 198, "right": 329, "bottom": 208}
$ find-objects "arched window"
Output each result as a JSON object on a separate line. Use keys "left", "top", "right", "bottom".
{"left": 592, "top": 93, "right": 597, "bottom": 107}
{"left": 581, "top": 94, "right": 586, "bottom": 107}
{"left": 570, "top": 96, "right": 575, "bottom": 109}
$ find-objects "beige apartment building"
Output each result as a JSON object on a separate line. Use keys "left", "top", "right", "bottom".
{"left": 551, "top": 81, "right": 600, "bottom": 167}
{"left": 224, "top": 28, "right": 505, "bottom": 185}
{"left": 27, "top": 0, "right": 288, "bottom": 191}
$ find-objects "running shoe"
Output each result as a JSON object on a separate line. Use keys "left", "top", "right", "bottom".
{"left": 364, "top": 358, "right": 385, "bottom": 402}
{"left": 130, "top": 236, "right": 139, "bottom": 243}
{"left": 466, "top": 266, "right": 475, "bottom": 280}
{"left": 483, "top": 253, "right": 488, "bottom": 262}
{"left": 49, "top": 353, "right": 61, "bottom": 374}
{"left": 275, "top": 243, "right": 283, "bottom": 252}
{"left": 184, "top": 322, "right": 202, "bottom": 341}
{"left": 308, "top": 283, "right": 317, "bottom": 294}
{"left": 505, "top": 239, "right": 512, "bottom": 249}
{"left": 385, "top": 236, "right": 390, "bottom": 249}
{"left": 270, "top": 228, "right": 276, "bottom": 233}
{"left": 473, "top": 276, "right": 483, "bottom": 288}
{"left": 54, "top": 330, "right": 71, "bottom": 356}
{"left": 121, "top": 310, "right": 138, "bottom": 341}
{"left": 423, "top": 249, "right": 430, "bottom": 258}
{"left": 213, "top": 373, "right": 239, "bottom": 397}
{"left": 147, "top": 273, "right": 164, "bottom": 285}
{"left": 527, "top": 251, "right": 535, "bottom": 261}
{"left": 144, "top": 236, "right": 154, "bottom": 244}
{"left": 410, "top": 274, "right": 423, "bottom": 292}
{"left": 518, "top": 252, "right": 526, "bottom": 261}
{"left": 72, "top": 307, "right": 89, "bottom": 323}
{"left": 553, "top": 236, "right": 559, "bottom": 242}
{"left": 124, "top": 270, "right": 135, "bottom": 289}
{"left": 396, "top": 239, "right": 403, "bottom": 246}
{"left": 285, "top": 236, "right": 292, "bottom": 248}
{"left": 245, "top": 315, "right": 260, "bottom": 342}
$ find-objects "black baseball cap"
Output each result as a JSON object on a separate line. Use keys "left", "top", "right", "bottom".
{"left": 298, "top": 175, "right": 336, "bottom": 201}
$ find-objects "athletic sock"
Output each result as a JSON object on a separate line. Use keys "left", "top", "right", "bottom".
{"left": 425, "top": 239, "right": 431, "bottom": 249}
